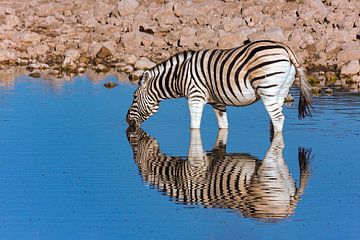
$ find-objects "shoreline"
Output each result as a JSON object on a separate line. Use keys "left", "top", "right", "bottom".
{"left": 0, "top": 0, "right": 359, "bottom": 91}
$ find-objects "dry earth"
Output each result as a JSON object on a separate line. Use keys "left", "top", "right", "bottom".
{"left": 0, "top": 0, "right": 359, "bottom": 91}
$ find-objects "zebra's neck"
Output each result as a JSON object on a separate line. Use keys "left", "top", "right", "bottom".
{"left": 147, "top": 51, "right": 194, "bottom": 101}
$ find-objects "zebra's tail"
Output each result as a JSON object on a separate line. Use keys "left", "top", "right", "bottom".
{"left": 297, "top": 67, "right": 312, "bottom": 119}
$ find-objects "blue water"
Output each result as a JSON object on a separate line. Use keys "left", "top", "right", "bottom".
{"left": 0, "top": 75, "right": 359, "bottom": 239}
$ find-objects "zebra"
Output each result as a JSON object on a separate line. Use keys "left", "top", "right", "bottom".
{"left": 126, "top": 127, "right": 311, "bottom": 219}
{"left": 126, "top": 40, "right": 312, "bottom": 133}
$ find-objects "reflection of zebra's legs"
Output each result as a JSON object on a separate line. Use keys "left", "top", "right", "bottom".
{"left": 188, "top": 98, "right": 206, "bottom": 129}
{"left": 188, "top": 129, "right": 206, "bottom": 165}
{"left": 211, "top": 104, "right": 228, "bottom": 129}
{"left": 213, "top": 128, "right": 228, "bottom": 150}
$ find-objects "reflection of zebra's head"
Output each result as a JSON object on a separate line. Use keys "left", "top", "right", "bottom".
{"left": 126, "top": 128, "right": 312, "bottom": 220}
{"left": 126, "top": 71, "right": 160, "bottom": 128}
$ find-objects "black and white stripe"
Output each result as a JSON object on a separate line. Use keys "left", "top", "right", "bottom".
{"left": 126, "top": 40, "right": 312, "bottom": 133}
{"left": 126, "top": 127, "right": 311, "bottom": 219}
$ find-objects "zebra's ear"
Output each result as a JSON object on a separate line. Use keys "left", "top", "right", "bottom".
{"left": 139, "top": 71, "right": 150, "bottom": 87}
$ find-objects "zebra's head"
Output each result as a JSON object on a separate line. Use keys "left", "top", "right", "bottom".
{"left": 126, "top": 71, "right": 160, "bottom": 128}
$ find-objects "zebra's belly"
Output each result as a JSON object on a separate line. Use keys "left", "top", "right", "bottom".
{"left": 209, "top": 88, "right": 258, "bottom": 107}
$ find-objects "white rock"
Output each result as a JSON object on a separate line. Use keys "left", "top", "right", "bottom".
{"left": 0, "top": 49, "right": 17, "bottom": 62}
{"left": 134, "top": 57, "right": 156, "bottom": 70}
{"left": 117, "top": 0, "right": 139, "bottom": 17}
{"left": 126, "top": 54, "right": 138, "bottom": 65}
{"left": 28, "top": 63, "right": 50, "bottom": 69}
{"left": 4, "top": 15, "right": 21, "bottom": 28}
{"left": 63, "top": 49, "right": 80, "bottom": 68}
{"left": 341, "top": 60, "right": 360, "bottom": 75}
{"left": 248, "top": 27, "right": 287, "bottom": 43}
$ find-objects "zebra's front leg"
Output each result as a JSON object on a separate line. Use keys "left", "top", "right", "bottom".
{"left": 188, "top": 98, "right": 206, "bottom": 129}
{"left": 211, "top": 104, "right": 228, "bottom": 129}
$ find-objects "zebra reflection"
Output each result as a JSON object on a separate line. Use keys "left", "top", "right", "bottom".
{"left": 127, "top": 129, "right": 311, "bottom": 219}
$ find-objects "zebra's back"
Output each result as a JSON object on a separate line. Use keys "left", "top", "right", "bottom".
{"left": 190, "top": 41, "right": 296, "bottom": 106}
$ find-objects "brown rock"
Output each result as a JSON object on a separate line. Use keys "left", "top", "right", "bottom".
{"left": 248, "top": 27, "right": 287, "bottom": 43}
{"left": 341, "top": 60, "right": 360, "bottom": 76}
{"left": 117, "top": 0, "right": 139, "bottom": 17}
{"left": 134, "top": 57, "right": 156, "bottom": 70}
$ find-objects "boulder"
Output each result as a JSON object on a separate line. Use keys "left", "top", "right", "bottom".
{"left": 0, "top": 49, "right": 17, "bottom": 62}
{"left": 134, "top": 57, "right": 156, "bottom": 70}
{"left": 117, "top": 0, "right": 139, "bottom": 17}
{"left": 341, "top": 60, "right": 360, "bottom": 76}
{"left": 62, "top": 49, "right": 80, "bottom": 68}
{"left": 4, "top": 14, "right": 21, "bottom": 28}
{"left": 217, "top": 33, "right": 247, "bottom": 49}
{"left": 248, "top": 27, "right": 287, "bottom": 43}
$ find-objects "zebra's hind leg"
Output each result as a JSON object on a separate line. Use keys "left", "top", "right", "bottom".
{"left": 259, "top": 92, "right": 285, "bottom": 134}
{"left": 211, "top": 104, "right": 228, "bottom": 129}
{"left": 188, "top": 98, "right": 206, "bottom": 129}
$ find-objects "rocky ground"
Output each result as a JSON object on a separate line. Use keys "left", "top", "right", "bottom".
{"left": 0, "top": 0, "right": 359, "bottom": 92}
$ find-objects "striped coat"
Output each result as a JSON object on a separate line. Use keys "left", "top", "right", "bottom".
{"left": 126, "top": 127, "right": 311, "bottom": 219}
{"left": 126, "top": 40, "right": 312, "bottom": 133}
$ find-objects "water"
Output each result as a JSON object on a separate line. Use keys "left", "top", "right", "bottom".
{"left": 0, "top": 75, "right": 359, "bottom": 240}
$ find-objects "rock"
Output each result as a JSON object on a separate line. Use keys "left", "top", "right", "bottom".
{"left": 62, "top": 49, "right": 80, "bottom": 68}
{"left": 129, "top": 69, "right": 144, "bottom": 81}
{"left": 337, "top": 47, "right": 360, "bottom": 64}
{"left": 134, "top": 57, "right": 156, "bottom": 70}
{"left": 341, "top": 60, "right": 360, "bottom": 76}
{"left": 311, "top": 86, "right": 321, "bottom": 95}
{"left": 104, "top": 81, "right": 119, "bottom": 89}
{"left": 29, "top": 71, "right": 41, "bottom": 78}
{"left": 16, "top": 58, "right": 28, "bottom": 66}
{"left": 27, "top": 44, "right": 50, "bottom": 58}
{"left": 121, "top": 31, "right": 143, "bottom": 54}
{"left": 325, "top": 88, "right": 333, "bottom": 95}
{"left": 96, "top": 46, "right": 112, "bottom": 59}
{"left": 27, "top": 63, "right": 50, "bottom": 70}
{"left": 248, "top": 27, "right": 287, "bottom": 43}
{"left": 88, "top": 41, "right": 116, "bottom": 59}
{"left": 94, "top": 64, "right": 110, "bottom": 73}
{"left": 126, "top": 54, "right": 139, "bottom": 65}
{"left": 117, "top": 0, "right": 139, "bottom": 17}
{"left": 4, "top": 15, "right": 21, "bottom": 28}
{"left": 0, "top": 49, "right": 17, "bottom": 62}
{"left": 49, "top": 69, "right": 60, "bottom": 76}
{"left": 284, "top": 94, "right": 294, "bottom": 103}
{"left": 121, "top": 65, "right": 134, "bottom": 74}
{"left": 217, "top": 33, "right": 246, "bottom": 49}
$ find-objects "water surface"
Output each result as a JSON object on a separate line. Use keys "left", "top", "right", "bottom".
{"left": 0, "top": 76, "right": 359, "bottom": 239}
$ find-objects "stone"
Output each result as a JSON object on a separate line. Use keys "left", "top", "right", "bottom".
{"left": 325, "top": 88, "right": 333, "bottom": 95}
{"left": 4, "top": 15, "right": 21, "bottom": 28}
{"left": 96, "top": 46, "right": 113, "bottom": 59}
{"left": 104, "top": 81, "right": 119, "bottom": 89}
{"left": 29, "top": 71, "right": 41, "bottom": 78}
{"left": 117, "top": 0, "right": 139, "bottom": 17}
{"left": 88, "top": 42, "right": 116, "bottom": 59}
{"left": 121, "top": 31, "right": 143, "bottom": 53}
{"left": 94, "top": 64, "right": 110, "bottom": 73}
{"left": 248, "top": 27, "right": 287, "bottom": 43}
{"left": 129, "top": 69, "right": 144, "bottom": 81}
{"left": 337, "top": 46, "right": 360, "bottom": 64}
{"left": 62, "top": 49, "right": 80, "bottom": 68}
{"left": 284, "top": 94, "right": 294, "bottom": 103}
{"left": 126, "top": 54, "right": 138, "bottom": 65}
{"left": 27, "top": 63, "right": 50, "bottom": 70}
{"left": 27, "top": 44, "right": 50, "bottom": 58}
{"left": 121, "top": 65, "right": 134, "bottom": 74}
{"left": 341, "top": 60, "right": 360, "bottom": 76}
{"left": 217, "top": 33, "right": 245, "bottom": 49}
{"left": 134, "top": 57, "right": 156, "bottom": 70}
{"left": 0, "top": 50, "right": 17, "bottom": 62}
